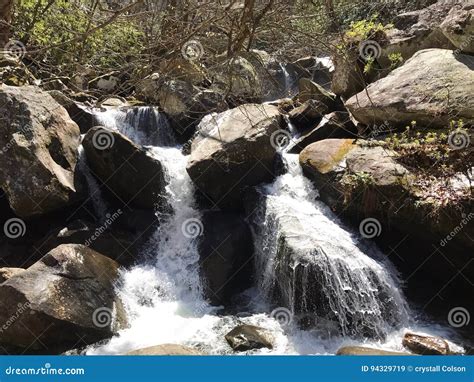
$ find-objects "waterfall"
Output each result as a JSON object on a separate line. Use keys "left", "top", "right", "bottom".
{"left": 85, "top": 108, "right": 458, "bottom": 355}
{"left": 249, "top": 153, "right": 410, "bottom": 339}
{"left": 93, "top": 106, "right": 176, "bottom": 147}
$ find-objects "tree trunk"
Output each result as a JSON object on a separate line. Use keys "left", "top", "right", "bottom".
{"left": 0, "top": 0, "right": 13, "bottom": 47}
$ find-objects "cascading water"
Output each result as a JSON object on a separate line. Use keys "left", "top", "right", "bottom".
{"left": 94, "top": 106, "right": 176, "bottom": 147}
{"left": 249, "top": 154, "right": 410, "bottom": 339}
{"left": 85, "top": 107, "right": 460, "bottom": 355}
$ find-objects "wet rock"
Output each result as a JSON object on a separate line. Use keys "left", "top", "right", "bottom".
{"left": 336, "top": 346, "right": 412, "bottom": 355}
{"left": 289, "top": 112, "right": 357, "bottom": 153}
{"left": 345, "top": 49, "right": 474, "bottom": 128}
{"left": 199, "top": 211, "right": 254, "bottom": 305}
{"left": 0, "top": 244, "right": 126, "bottom": 353}
{"left": 402, "top": 333, "right": 452, "bottom": 355}
{"left": 187, "top": 104, "right": 283, "bottom": 209}
{"left": 127, "top": 344, "right": 204, "bottom": 355}
{"left": 225, "top": 325, "right": 273, "bottom": 352}
{"left": 82, "top": 127, "right": 168, "bottom": 211}
{"left": 0, "top": 85, "right": 82, "bottom": 218}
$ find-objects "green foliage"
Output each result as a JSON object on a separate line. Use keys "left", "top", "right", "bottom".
{"left": 345, "top": 15, "right": 388, "bottom": 40}
{"left": 388, "top": 52, "right": 403, "bottom": 69}
{"left": 13, "top": 0, "right": 144, "bottom": 75}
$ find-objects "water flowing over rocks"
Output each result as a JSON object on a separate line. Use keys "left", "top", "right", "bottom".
{"left": 345, "top": 49, "right": 474, "bottom": 128}
{"left": 0, "top": 85, "right": 82, "bottom": 218}
{"left": 0, "top": 244, "right": 126, "bottom": 353}
{"left": 299, "top": 139, "right": 474, "bottom": 312}
{"left": 82, "top": 127, "right": 168, "bottom": 211}
{"left": 245, "top": 154, "right": 409, "bottom": 340}
{"left": 187, "top": 104, "right": 284, "bottom": 209}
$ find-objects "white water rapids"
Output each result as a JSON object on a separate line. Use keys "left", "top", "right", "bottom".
{"left": 84, "top": 107, "right": 461, "bottom": 355}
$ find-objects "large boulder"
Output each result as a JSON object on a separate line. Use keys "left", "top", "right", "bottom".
{"left": 440, "top": 2, "right": 474, "bottom": 53}
{"left": 0, "top": 85, "right": 82, "bottom": 218}
{"left": 331, "top": 0, "right": 458, "bottom": 99}
{"left": 345, "top": 49, "right": 474, "bottom": 128}
{"left": 299, "top": 139, "right": 473, "bottom": 314}
{"left": 199, "top": 211, "right": 254, "bottom": 305}
{"left": 0, "top": 244, "right": 126, "bottom": 352}
{"left": 225, "top": 325, "right": 273, "bottom": 352}
{"left": 187, "top": 104, "right": 283, "bottom": 209}
{"left": 82, "top": 127, "right": 168, "bottom": 211}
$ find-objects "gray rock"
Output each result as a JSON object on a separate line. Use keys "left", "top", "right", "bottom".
{"left": 0, "top": 244, "right": 126, "bottom": 352}
{"left": 0, "top": 85, "right": 82, "bottom": 218}
{"left": 187, "top": 104, "right": 283, "bottom": 209}
{"left": 440, "top": 2, "right": 474, "bottom": 53}
{"left": 225, "top": 325, "right": 273, "bottom": 352}
{"left": 345, "top": 49, "right": 474, "bottom": 128}
{"left": 82, "top": 127, "right": 168, "bottom": 211}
